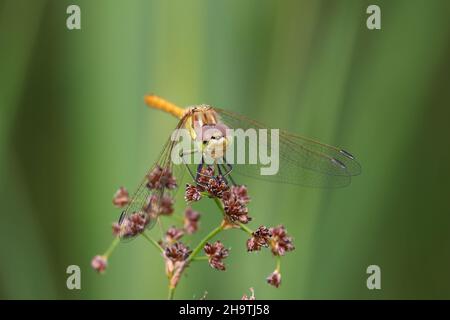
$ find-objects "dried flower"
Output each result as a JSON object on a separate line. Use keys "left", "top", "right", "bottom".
{"left": 230, "top": 185, "right": 250, "bottom": 205}
{"left": 185, "top": 184, "right": 202, "bottom": 202}
{"left": 195, "top": 166, "right": 215, "bottom": 190}
{"left": 206, "top": 175, "right": 229, "bottom": 198}
{"left": 91, "top": 255, "right": 108, "bottom": 273}
{"left": 143, "top": 194, "right": 174, "bottom": 216}
{"left": 222, "top": 187, "right": 252, "bottom": 224}
{"left": 247, "top": 226, "right": 272, "bottom": 252}
{"left": 269, "top": 225, "right": 295, "bottom": 256}
{"left": 184, "top": 207, "right": 200, "bottom": 234}
{"left": 241, "top": 288, "right": 255, "bottom": 300}
{"left": 164, "top": 242, "right": 191, "bottom": 263}
{"left": 146, "top": 165, "right": 177, "bottom": 190}
{"left": 164, "top": 242, "right": 191, "bottom": 287}
{"left": 112, "top": 222, "right": 121, "bottom": 236}
{"left": 266, "top": 270, "right": 281, "bottom": 288}
{"left": 204, "top": 241, "right": 229, "bottom": 271}
{"left": 112, "top": 187, "right": 130, "bottom": 208}
{"left": 165, "top": 226, "right": 184, "bottom": 243}
{"left": 116, "top": 212, "right": 150, "bottom": 238}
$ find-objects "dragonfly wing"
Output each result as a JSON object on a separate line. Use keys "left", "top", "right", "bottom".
{"left": 215, "top": 108, "right": 360, "bottom": 188}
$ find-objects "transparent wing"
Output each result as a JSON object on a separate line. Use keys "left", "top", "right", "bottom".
{"left": 118, "top": 116, "right": 188, "bottom": 240}
{"left": 215, "top": 107, "right": 361, "bottom": 188}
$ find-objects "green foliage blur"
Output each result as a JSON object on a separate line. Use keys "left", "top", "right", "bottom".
{"left": 1, "top": 0, "right": 450, "bottom": 299}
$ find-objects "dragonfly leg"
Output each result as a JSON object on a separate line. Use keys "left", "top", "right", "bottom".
{"left": 221, "top": 157, "right": 236, "bottom": 185}
{"left": 217, "top": 162, "right": 228, "bottom": 185}
{"left": 179, "top": 149, "right": 198, "bottom": 181}
{"left": 194, "top": 157, "right": 210, "bottom": 189}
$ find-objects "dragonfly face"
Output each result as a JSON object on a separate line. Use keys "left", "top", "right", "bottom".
{"left": 186, "top": 106, "right": 231, "bottom": 160}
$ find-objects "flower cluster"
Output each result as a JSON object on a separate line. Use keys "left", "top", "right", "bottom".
{"left": 222, "top": 185, "right": 251, "bottom": 224}
{"left": 146, "top": 165, "right": 177, "bottom": 190}
{"left": 185, "top": 184, "right": 202, "bottom": 202}
{"left": 246, "top": 226, "right": 272, "bottom": 252}
{"left": 204, "top": 241, "right": 229, "bottom": 271}
{"left": 266, "top": 270, "right": 281, "bottom": 288}
{"left": 112, "top": 211, "right": 150, "bottom": 238}
{"left": 94, "top": 159, "right": 297, "bottom": 297}
{"left": 184, "top": 166, "right": 252, "bottom": 224}
{"left": 184, "top": 207, "right": 200, "bottom": 234}
{"left": 91, "top": 255, "right": 108, "bottom": 273}
{"left": 241, "top": 287, "right": 256, "bottom": 300}
{"left": 269, "top": 225, "right": 295, "bottom": 256}
{"left": 144, "top": 194, "right": 174, "bottom": 216}
{"left": 112, "top": 187, "right": 130, "bottom": 208}
{"left": 164, "top": 242, "right": 192, "bottom": 287}
{"left": 165, "top": 226, "right": 184, "bottom": 244}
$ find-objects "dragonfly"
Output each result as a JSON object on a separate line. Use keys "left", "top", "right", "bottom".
{"left": 116, "top": 95, "right": 361, "bottom": 238}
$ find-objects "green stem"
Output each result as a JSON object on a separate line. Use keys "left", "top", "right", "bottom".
{"left": 168, "top": 286, "right": 175, "bottom": 300}
{"left": 192, "top": 256, "right": 209, "bottom": 261}
{"left": 186, "top": 224, "right": 224, "bottom": 264}
{"left": 238, "top": 222, "right": 253, "bottom": 235}
{"left": 165, "top": 196, "right": 225, "bottom": 299}
{"left": 103, "top": 237, "right": 120, "bottom": 258}
{"left": 141, "top": 232, "right": 164, "bottom": 254}
{"left": 213, "top": 197, "right": 227, "bottom": 217}
{"left": 276, "top": 256, "right": 281, "bottom": 272}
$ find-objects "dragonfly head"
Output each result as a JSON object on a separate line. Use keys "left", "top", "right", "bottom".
{"left": 199, "top": 124, "right": 230, "bottom": 159}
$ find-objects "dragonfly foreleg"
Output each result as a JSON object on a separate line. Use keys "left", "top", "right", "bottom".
{"left": 179, "top": 149, "right": 198, "bottom": 181}
{"left": 221, "top": 157, "right": 236, "bottom": 186}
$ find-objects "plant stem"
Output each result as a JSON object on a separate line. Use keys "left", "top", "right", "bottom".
{"left": 141, "top": 232, "right": 164, "bottom": 254}
{"left": 276, "top": 256, "right": 281, "bottom": 272}
{"left": 164, "top": 196, "right": 226, "bottom": 299}
{"left": 213, "top": 197, "right": 226, "bottom": 216}
{"left": 103, "top": 236, "right": 120, "bottom": 258}
{"left": 186, "top": 224, "right": 224, "bottom": 264}
{"left": 168, "top": 286, "right": 175, "bottom": 300}
{"left": 238, "top": 222, "right": 253, "bottom": 235}
{"left": 192, "top": 256, "right": 209, "bottom": 261}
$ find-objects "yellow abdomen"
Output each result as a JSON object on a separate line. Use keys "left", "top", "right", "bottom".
{"left": 144, "top": 95, "right": 185, "bottom": 119}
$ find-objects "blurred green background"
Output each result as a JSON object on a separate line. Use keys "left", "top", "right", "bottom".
{"left": 1, "top": 0, "right": 450, "bottom": 299}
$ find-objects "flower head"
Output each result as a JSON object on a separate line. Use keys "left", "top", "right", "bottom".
{"left": 246, "top": 226, "right": 272, "bottom": 252}
{"left": 195, "top": 166, "right": 215, "bottom": 190}
{"left": 206, "top": 175, "right": 229, "bottom": 198}
{"left": 185, "top": 184, "right": 202, "bottom": 202}
{"left": 241, "top": 288, "right": 255, "bottom": 300}
{"left": 146, "top": 165, "right": 177, "bottom": 190}
{"left": 112, "top": 187, "right": 130, "bottom": 208}
{"left": 230, "top": 185, "right": 250, "bottom": 205}
{"left": 91, "top": 255, "right": 108, "bottom": 273}
{"left": 269, "top": 225, "right": 295, "bottom": 256}
{"left": 164, "top": 242, "right": 191, "bottom": 286}
{"left": 164, "top": 242, "right": 191, "bottom": 263}
{"left": 204, "top": 241, "right": 229, "bottom": 271}
{"left": 266, "top": 270, "right": 281, "bottom": 288}
{"left": 222, "top": 186, "right": 252, "bottom": 224}
{"left": 165, "top": 226, "right": 184, "bottom": 244}
{"left": 115, "top": 212, "right": 150, "bottom": 238}
{"left": 112, "top": 221, "right": 122, "bottom": 236}
{"left": 143, "top": 194, "right": 174, "bottom": 216}
{"left": 183, "top": 207, "right": 201, "bottom": 234}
